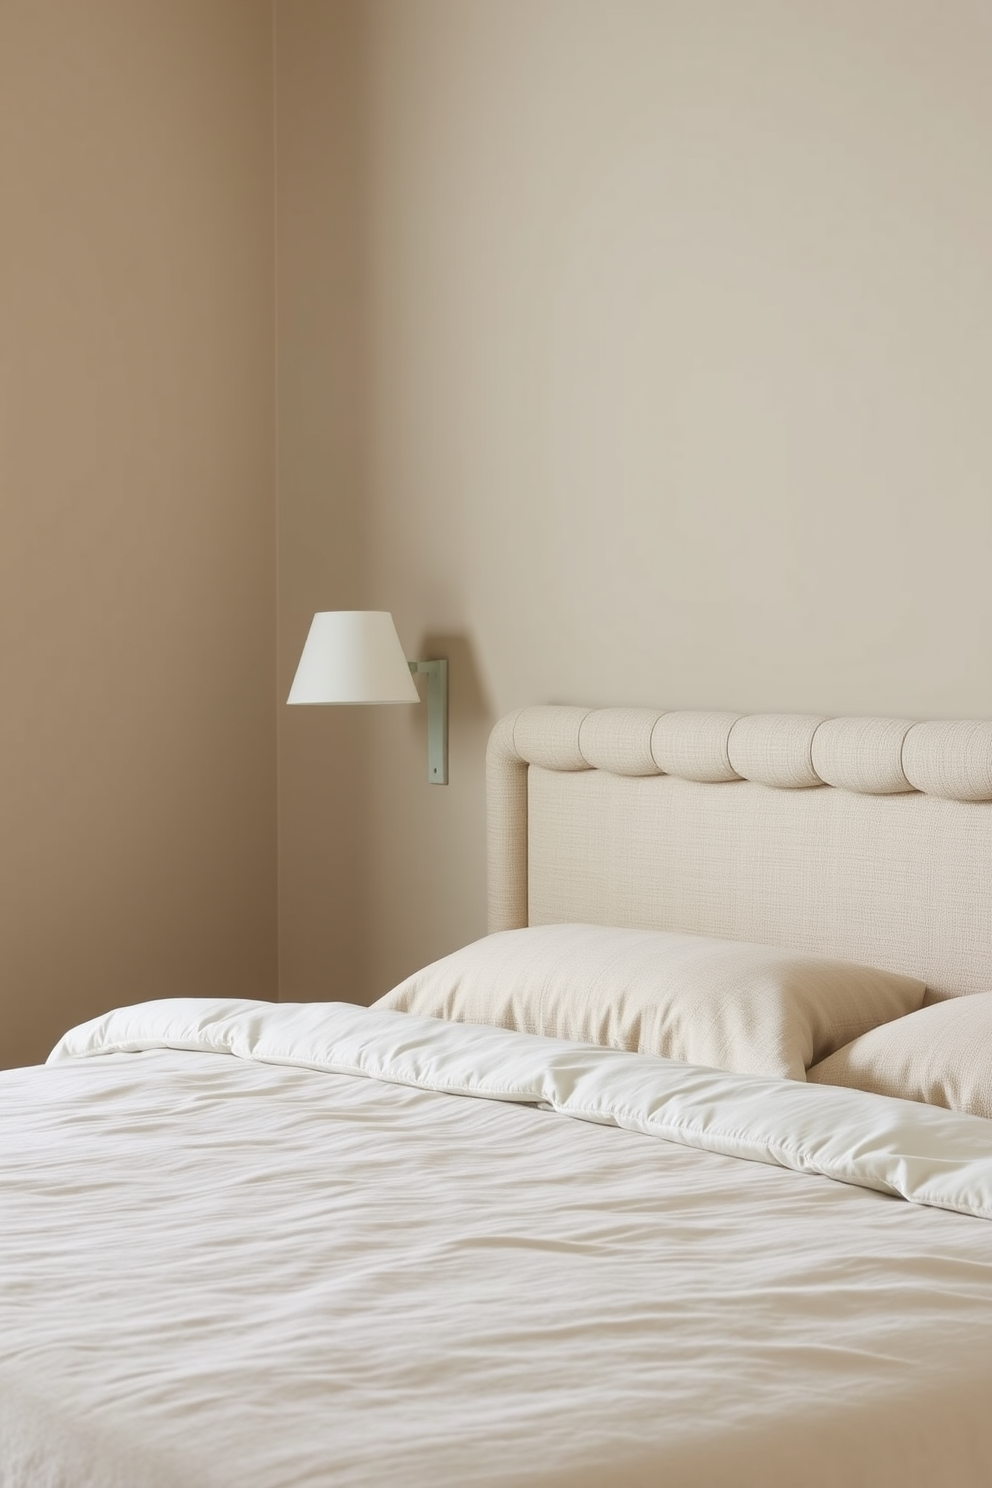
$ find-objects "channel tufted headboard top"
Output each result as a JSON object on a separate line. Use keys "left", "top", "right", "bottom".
{"left": 486, "top": 708, "right": 992, "bottom": 1001}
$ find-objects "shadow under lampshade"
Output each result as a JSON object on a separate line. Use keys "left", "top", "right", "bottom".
{"left": 287, "top": 611, "right": 419, "bottom": 705}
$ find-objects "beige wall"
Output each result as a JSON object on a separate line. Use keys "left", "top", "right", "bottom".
{"left": 275, "top": 0, "right": 370, "bottom": 1004}
{"left": 354, "top": 0, "right": 992, "bottom": 999}
{"left": 4, "top": 3, "right": 991, "bottom": 1047}
{"left": 276, "top": 0, "right": 501, "bottom": 1005}
{"left": 0, "top": 0, "right": 277, "bottom": 1066}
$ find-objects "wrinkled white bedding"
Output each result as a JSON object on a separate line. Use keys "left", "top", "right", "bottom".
{"left": 3, "top": 999, "right": 992, "bottom": 1488}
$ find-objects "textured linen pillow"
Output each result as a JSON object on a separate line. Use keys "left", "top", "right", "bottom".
{"left": 807, "top": 993, "right": 992, "bottom": 1118}
{"left": 375, "top": 924, "right": 926, "bottom": 1081}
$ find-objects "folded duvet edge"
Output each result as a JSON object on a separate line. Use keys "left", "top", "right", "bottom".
{"left": 49, "top": 997, "right": 992, "bottom": 1222}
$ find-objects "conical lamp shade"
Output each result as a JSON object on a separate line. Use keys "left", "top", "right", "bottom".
{"left": 287, "top": 611, "right": 419, "bottom": 705}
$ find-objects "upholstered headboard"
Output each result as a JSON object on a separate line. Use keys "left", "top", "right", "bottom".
{"left": 487, "top": 708, "right": 992, "bottom": 1001}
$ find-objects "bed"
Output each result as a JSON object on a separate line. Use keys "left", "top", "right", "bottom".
{"left": 3, "top": 704, "right": 992, "bottom": 1488}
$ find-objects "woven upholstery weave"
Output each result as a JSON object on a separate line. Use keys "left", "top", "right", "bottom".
{"left": 808, "top": 993, "right": 992, "bottom": 1116}
{"left": 486, "top": 708, "right": 992, "bottom": 999}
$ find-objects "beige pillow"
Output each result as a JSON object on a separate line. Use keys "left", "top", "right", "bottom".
{"left": 375, "top": 924, "right": 926, "bottom": 1081}
{"left": 808, "top": 993, "right": 992, "bottom": 1118}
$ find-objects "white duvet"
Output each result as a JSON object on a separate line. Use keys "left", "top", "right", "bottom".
{"left": 2, "top": 999, "right": 992, "bottom": 1488}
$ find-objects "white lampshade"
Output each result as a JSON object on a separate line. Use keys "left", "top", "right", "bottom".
{"left": 287, "top": 611, "right": 419, "bottom": 705}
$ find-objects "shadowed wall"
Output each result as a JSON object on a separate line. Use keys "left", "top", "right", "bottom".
{"left": 0, "top": 0, "right": 277, "bottom": 1065}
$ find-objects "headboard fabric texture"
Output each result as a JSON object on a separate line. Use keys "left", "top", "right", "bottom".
{"left": 486, "top": 708, "right": 992, "bottom": 1001}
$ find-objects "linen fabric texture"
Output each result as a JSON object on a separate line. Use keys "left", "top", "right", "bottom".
{"left": 375, "top": 924, "right": 926, "bottom": 1080}
{"left": 808, "top": 992, "right": 992, "bottom": 1118}
{"left": 7, "top": 998, "right": 992, "bottom": 1488}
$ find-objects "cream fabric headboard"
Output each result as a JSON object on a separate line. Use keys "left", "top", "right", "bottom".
{"left": 487, "top": 707, "right": 992, "bottom": 1000}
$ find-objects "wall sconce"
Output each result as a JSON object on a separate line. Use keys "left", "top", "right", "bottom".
{"left": 287, "top": 610, "right": 448, "bottom": 784}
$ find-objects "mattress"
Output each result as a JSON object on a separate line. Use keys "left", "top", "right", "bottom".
{"left": 3, "top": 998, "right": 992, "bottom": 1488}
